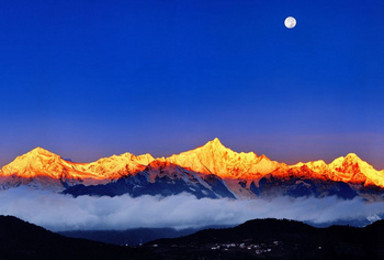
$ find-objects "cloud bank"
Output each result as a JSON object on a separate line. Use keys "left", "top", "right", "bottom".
{"left": 1, "top": 187, "right": 383, "bottom": 231}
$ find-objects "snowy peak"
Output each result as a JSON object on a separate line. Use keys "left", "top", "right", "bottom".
{"left": 329, "top": 153, "right": 366, "bottom": 176}
{"left": 206, "top": 137, "right": 223, "bottom": 146}
{"left": 0, "top": 147, "right": 69, "bottom": 179}
{"left": 189, "top": 138, "right": 233, "bottom": 158}
{"left": 201, "top": 138, "right": 228, "bottom": 151}
{"left": 328, "top": 153, "right": 384, "bottom": 186}
{"left": 6, "top": 146, "right": 61, "bottom": 166}
{"left": 78, "top": 152, "right": 155, "bottom": 179}
{"left": 192, "top": 138, "right": 250, "bottom": 157}
{"left": 289, "top": 153, "right": 384, "bottom": 186}
{"left": 134, "top": 153, "right": 155, "bottom": 165}
{"left": 331, "top": 153, "right": 363, "bottom": 166}
{"left": 29, "top": 146, "right": 54, "bottom": 154}
{"left": 0, "top": 147, "right": 152, "bottom": 181}
{"left": 22, "top": 147, "right": 61, "bottom": 160}
{"left": 165, "top": 138, "right": 280, "bottom": 179}
{"left": 345, "top": 153, "right": 363, "bottom": 161}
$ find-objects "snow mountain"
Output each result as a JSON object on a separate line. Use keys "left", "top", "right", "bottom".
{"left": 1, "top": 138, "right": 384, "bottom": 199}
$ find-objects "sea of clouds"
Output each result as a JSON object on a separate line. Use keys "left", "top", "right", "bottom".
{"left": 1, "top": 187, "right": 384, "bottom": 231}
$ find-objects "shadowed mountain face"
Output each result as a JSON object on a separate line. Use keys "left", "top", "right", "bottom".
{"left": 144, "top": 218, "right": 384, "bottom": 260}
{"left": 63, "top": 165, "right": 236, "bottom": 199}
{"left": 1, "top": 138, "right": 384, "bottom": 200}
{"left": 0, "top": 216, "right": 155, "bottom": 260}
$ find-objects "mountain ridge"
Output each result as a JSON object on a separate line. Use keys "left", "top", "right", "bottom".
{"left": 1, "top": 138, "right": 384, "bottom": 198}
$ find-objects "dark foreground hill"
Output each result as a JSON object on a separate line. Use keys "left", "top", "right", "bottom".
{"left": 0, "top": 216, "right": 155, "bottom": 260}
{"left": 2, "top": 215, "right": 384, "bottom": 260}
{"left": 144, "top": 218, "right": 384, "bottom": 259}
{"left": 59, "top": 226, "right": 228, "bottom": 246}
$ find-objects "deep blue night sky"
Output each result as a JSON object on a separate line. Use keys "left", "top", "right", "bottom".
{"left": 0, "top": 0, "right": 384, "bottom": 168}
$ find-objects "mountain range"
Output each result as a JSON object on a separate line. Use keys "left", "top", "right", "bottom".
{"left": 1, "top": 138, "right": 384, "bottom": 199}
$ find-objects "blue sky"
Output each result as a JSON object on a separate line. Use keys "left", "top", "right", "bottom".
{"left": 0, "top": 0, "right": 383, "bottom": 168}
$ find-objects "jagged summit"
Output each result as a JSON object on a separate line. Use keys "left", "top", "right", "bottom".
{"left": 345, "top": 153, "right": 362, "bottom": 160}
{"left": 165, "top": 138, "right": 279, "bottom": 179}
{"left": 329, "top": 153, "right": 365, "bottom": 167}
{"left": 332, "top": 153, "right": 363, "bottom": 163}
{"left": 198, "top": 138, "right": 228, "bottom": 152}
{"left": 25, "top": 147, "right": 59, "bottom": 157}
{"left": 205, "top": 137, "right": 224, "bottom": 147}
{"left": 343, "top": 153, "right": 367, "bottom": 165}
{"left": 30, "top": 146, "right": 49, "bottom": 153}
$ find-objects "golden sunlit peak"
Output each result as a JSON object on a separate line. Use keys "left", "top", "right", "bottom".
{"left": 197, "top": 138, "right": 234, "bottom": 155}
{"left": 344, "top": 153, "right": 362, "bottom": 161}
{"left": 204, "top": 138, "right": 225, "bottom": 148}
{"left": 331, "top": 153, "right": 363, "bottom": 164}
{"left": 28, "top": 147, "right": 56, "bottom": 156}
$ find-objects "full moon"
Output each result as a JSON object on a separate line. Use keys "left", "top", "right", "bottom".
{"left": 284, "top": 16, "right": 297, "bottom": 29}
